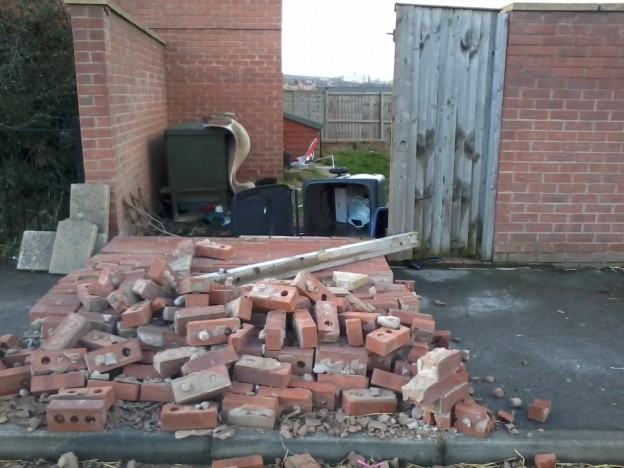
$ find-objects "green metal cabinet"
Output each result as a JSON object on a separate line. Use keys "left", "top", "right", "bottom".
{"left": 165, "top": 122, "right": 229, "bottom": 218}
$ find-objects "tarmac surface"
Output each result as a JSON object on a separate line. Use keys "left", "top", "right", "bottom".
{"left": 0, "top": 260, "right": 623, "bottom": 464}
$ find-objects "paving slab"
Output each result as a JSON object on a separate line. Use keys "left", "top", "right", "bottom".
{"left": 48, "top": 219, "right": 98, "bottom": 274}
{"left": 69, "top": 183, "right": 110, "bottom": 237}
{"left": 16, "top": 231, "right": 56, "bottom": 271}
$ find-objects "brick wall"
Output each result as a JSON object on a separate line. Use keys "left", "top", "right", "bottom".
{"left": 495, "top": 9, "right": 624, "bottom": 264}
{"left": 114, "top": 0, "right": 284, "bottom": 184}
{"left": 283, "top": 117, "right": 321, "bottom": 159}
{"left": 68, "top": 3, "right": 168, "bottom": 236}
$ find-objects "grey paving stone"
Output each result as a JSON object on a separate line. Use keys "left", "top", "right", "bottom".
{"left": 70, "top": 183, "right": 110, "bottom": 237}
{"left": 48, "top": 219, "right": 98, "bottom": 274}
{"left": 16, "top": 231, "right": 56, "bottom": 271}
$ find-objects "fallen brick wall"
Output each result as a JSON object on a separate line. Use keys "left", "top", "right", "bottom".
{"left": 68, "top": 3, "right": 168, "bottom": 236}
{"left": 495, "top": 7, "right": 624, "bottom": 264}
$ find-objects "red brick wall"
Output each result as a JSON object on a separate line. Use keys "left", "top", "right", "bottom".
{"left": 114, "top": 0, "right": 284, "bottom": 184}
{"left": 283, "top": 118, "right": 321, "bottom": 159}
{"left": 69, "top": 4, "right": 168, "bottom": 235}
{"left": 495, "top": 10, "right": 624, "bottom": 264}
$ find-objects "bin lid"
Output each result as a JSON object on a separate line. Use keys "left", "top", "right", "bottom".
{"left": 165, "top": 122, "right": 228, "bottom": 136}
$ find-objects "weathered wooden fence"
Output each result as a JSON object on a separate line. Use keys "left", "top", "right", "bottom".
{"left": 283, "top": 89, "right": 392, "bottom": 142}
{"left": 389, "top": 6, "right": 508, "bottom": 260}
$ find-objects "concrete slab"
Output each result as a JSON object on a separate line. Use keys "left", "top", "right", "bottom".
{"left": 48, "top": 219, "right": 98, "bottom": 275}
{"left": 94, "top": 233, "right": 108, "bottom": 255}
{"left": 69, "top": 183, "right": 110, "bottom": 237}
{"left": 16, "top": 231, "right": 56, "bottom": 271}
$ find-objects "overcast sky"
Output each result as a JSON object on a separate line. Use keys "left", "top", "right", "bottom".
{"left": 281, "top": 0, "right": 618, "bottom": 81}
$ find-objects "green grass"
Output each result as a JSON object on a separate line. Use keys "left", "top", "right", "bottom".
{"left": 324, "top": 147, "right": 390, "bottom": 180}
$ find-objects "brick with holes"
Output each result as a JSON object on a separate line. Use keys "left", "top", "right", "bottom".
{"left": 290, "top": 270, "right": 336, "bottom": 304}
{"left": 88, "top": 267, "right": 125, "bottom": 298}
{"left": 248, "top": 283, "right": 300, "bottom": 312}
{"left": 187, "top": 318, "right": 240, "bottom": 346}
{"left": 121, "top": 300, "right": 153, "bottom": 328}
{"left": 228, "top": 323, "right": 256, "bottom": 353}
{"left": 181, "top": 345, "right": 238, "bottom": 375}
{"left": 31, "top": 348, "right": 87, "bottom": 375}
{"left": 314, "top": 342, "right": 368, "bottom": 375}
{"left": 234, "top": 354, "right": 292, "bottom": 388}
{"left": 46, "top": 399, "right": 107, "bottom": 432}
{"left": 225, "top": 295, "right": 253, "bottom": 322}
{"left": 341, "top": 388, "right": 397, "bottom": 416}
{"left": 195, "top": 239, "right": 234, "bottom": 260}
{"left": 160, "top": 403, "right": 219, "bottom": 431}
{"left": 264, "top": 346, "right": 314, "bottom": 376}
{"left": 78, "top": 329, "right": 127, "bottom": 351}
{"left": 153, "top": 346, "right": 208, "bottom": 377}
{"left": 84, "top": 338, "right": 143, "bottom": 373}
{"left": 146, "top": 257, "right": 178, "bottom": 290}
{"left": 288, "top": 379, "right": 337, "bottom": 411}
{"left": 0, "top": 367, "right": 32, "bottom": 396}
{"left": 55, "top": 386, "right": 115, "bottom": 409}
{"left": 314, "top": 301, "right": 340, "bottom": 343}
{"left": 77, "top": 283, "right": 109, "bottom": 312}
{"left": 365, "top": 326, "right": 410, "bottom": 356}
{"left": 137, "top": 324, "right": 186, "bottom": 350}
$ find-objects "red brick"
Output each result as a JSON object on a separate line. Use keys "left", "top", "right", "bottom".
{"left": 84, "top": 338, "right": 143, "bottom": 373}
{"left": 317, "top": 373, "right": 368, "bottom": 391}
{"left": 181, "top": 345, "right": 238, "bottom": 375}
{"left": 153, "top": 346, "right": 206, "bottom": 377}
{"left": 195, "top": 239, "right": 234, "bottom": 260}
{"left": 123, "top": 363, "right": 163, "bottom": 380}
{"left": 137, "top": 324, "right": 186, "bottom": 350}
{"left": 367, "top": 352, "right": 393, "bottom": 373}
{"left": 398, "top": 294, "right": 421, "bottom": 311}
{"left": 256, "top": 386, "right": 313, "bottom": 414}
{"left": 3, "top": 349, "right": 32, "bottom": 368}
{"left": 315, "top": 342, "right": 368, "bottom": 375}
{"left": 534, "top": 453, "right": 557, "bottom": 468}
{"left": 370, "top": 368, "right": 410, "bottom": 393}
{"left": 184, "top": 293, "right": 210, "bottom": 307}
{"left": 264, "top": 346, "right": 314, "bottom": 376}
{"left": 314, "top": 301, "right": 340, "bottom": 343}
{"left": 528, "top": 399, "right": 552, "bottom": 423}
{"left": 177, "top": 277, "right": 211, "bottom": 295}
{"left": 225, "top": 295, "right": 253, "bottom": 322}
{"left": 228, "top": 323, "right": 256, "bottom": 353}
{"left": 88, "top": 378, "right": 140, "bottom": 401}
{"left": 29, "top": 304, "right": 75, "bottom": 322}
{"left": 40, "top": 316, "right": 64, "bottom": 339}
{"left": 121, "top": 300, "right": 153, "bottom": 328}
{"left": 345, "top": 318, "right": 364, "bottom": 347}
{"left": 289, "top": 378, "right": 338, "bottom": 410}
{"left": 47, "top": 398, "right": 107, "bottom": 432}
{"left": 132, "top": 279, "right": 172, "bottom": 301}
{"left": 421, "top": 382, "right": 471, "bottom": 414}
{"left": 394, "top": 360, "right": 419, "bottom": 378}
{"left": 284, "top": 453, "right": 320, "bottom": 468}
{"left": 77, "top": 283, "right": 109, "bottom": 312}
{"left": 394, "top": 279, "right": 415, "bottom": 292}
{"left": 78, "top": 329, "right": 126, "bottom": 350}
{"left": 172, "top": 365, "right": 231, "bottom": 403}
{"left": 208, "top": 285, "right": 241, "bottom": 305}
{"left": 187, "top": 318, "right": 240, "bottom": 346}
{"left": 211, "top": 455, "right": 264, "bottom": 468}
{"left": 338, "top": 311, "right": 380, "bottom": 334}
{"left": 290, "top": 270, "right": 336, "bottom": 303}
{"left": 293, "top": 309, "right": 317, "bottom": 349}
{"left": 341, "top": 388, "right": 397, "bottom": 416}
{"left": 406, "top": 342, "right": 429, "bottom": 363}
{"left": 365, "top": 326, "right": 410, "bottom": 356}
{"left": 88, "top": 267, "right": 124, "bottom": 297}
{"left": 453, "top": 399, "right": 494, "bottom": 438}
{"left": 140, "top": 381, "right": 176, "bottom": 402}
{"left": 234, "top": 354, "right": 292, "bottom": 388}
{"left": 497, "top": 409, "right": 515, "bottom": 423}
{"left": 76, "top": 310, "right": 118, "bottom": 334}
{"left": 229, "top": 381, "right": 255, "bottom": 395}
{"left": 56, "top": 385, "right": 115, "bottom": 410}
{"left": 41, "top": 313, "right": 91, "bottom": 351}
{"left": 107, "top": 286, "right": 139, "bottom": 314}
{"left": 432, "top": 330, "right": 452, "bottom": 348}
{"left": 174, "top": 305, "right": 227, "bottom": 334}
{"left": 221, "top": 393, "right": 279, "bottom": 429}
{"left": 248, "top": 283, "right": 300, "bottom": 312}
{"left": 263, "top": 310, "right": 286, "bottom": 351}
{"left": 402, "top": 365, "right": 468, "bottom": 405}
{"left": 31, "top": 371, "right": 86, "bottom": 394}
{"left": 417, "top": 348, "right": 462, "bottom": 380}
{"left": 160, "top": 403, "right": 219, "bottom": 431}
{"left": 146, "top": 257, "right": 178, "bottom": 290}
{"left": 0, "top": 367, "right": 31, "bottom": 396}
{"left": 31, "top": 348, "right": 87, "bottom": 375}
{"left": 0, "top": 334, "right": 21, "bottom": 352}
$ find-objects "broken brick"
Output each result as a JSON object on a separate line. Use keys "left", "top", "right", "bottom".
{"left": 172, "top": 365, "right": 232, "bottom": 403}
{"left": 211, "top": 455, "right": 264, "bottom": 468}
{"left": 528, "top": 399, "right": 552, "bottom": 423}
{"left": 221, "top": 392, "right": 279, "bottom": 429}
{"left": 314, "top": 301, "right": 340, "bottom": 343}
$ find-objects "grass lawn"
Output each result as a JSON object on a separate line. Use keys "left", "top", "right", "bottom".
{"left": 323, "top": 143, "right": 391, "bottom": 180}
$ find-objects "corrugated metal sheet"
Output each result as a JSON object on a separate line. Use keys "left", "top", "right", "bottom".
{"left": 389, "top": 6, "right": 508, "bottom": 260}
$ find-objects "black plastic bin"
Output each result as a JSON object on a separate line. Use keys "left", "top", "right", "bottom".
{"left": 231, "top": 184, "right": 294, "bottom": 237}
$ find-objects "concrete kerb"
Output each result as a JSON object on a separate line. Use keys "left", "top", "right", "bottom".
{"left": 1, "top": 426, "right": 624, "bottom": 464}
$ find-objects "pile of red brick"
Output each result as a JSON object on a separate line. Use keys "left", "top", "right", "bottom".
{"left": 0, "top": 238, "right": 498, "bottom": 438}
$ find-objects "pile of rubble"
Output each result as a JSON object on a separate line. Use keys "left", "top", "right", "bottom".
{"left": 1, "top": 238, "right": 552, "bottom": 444}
